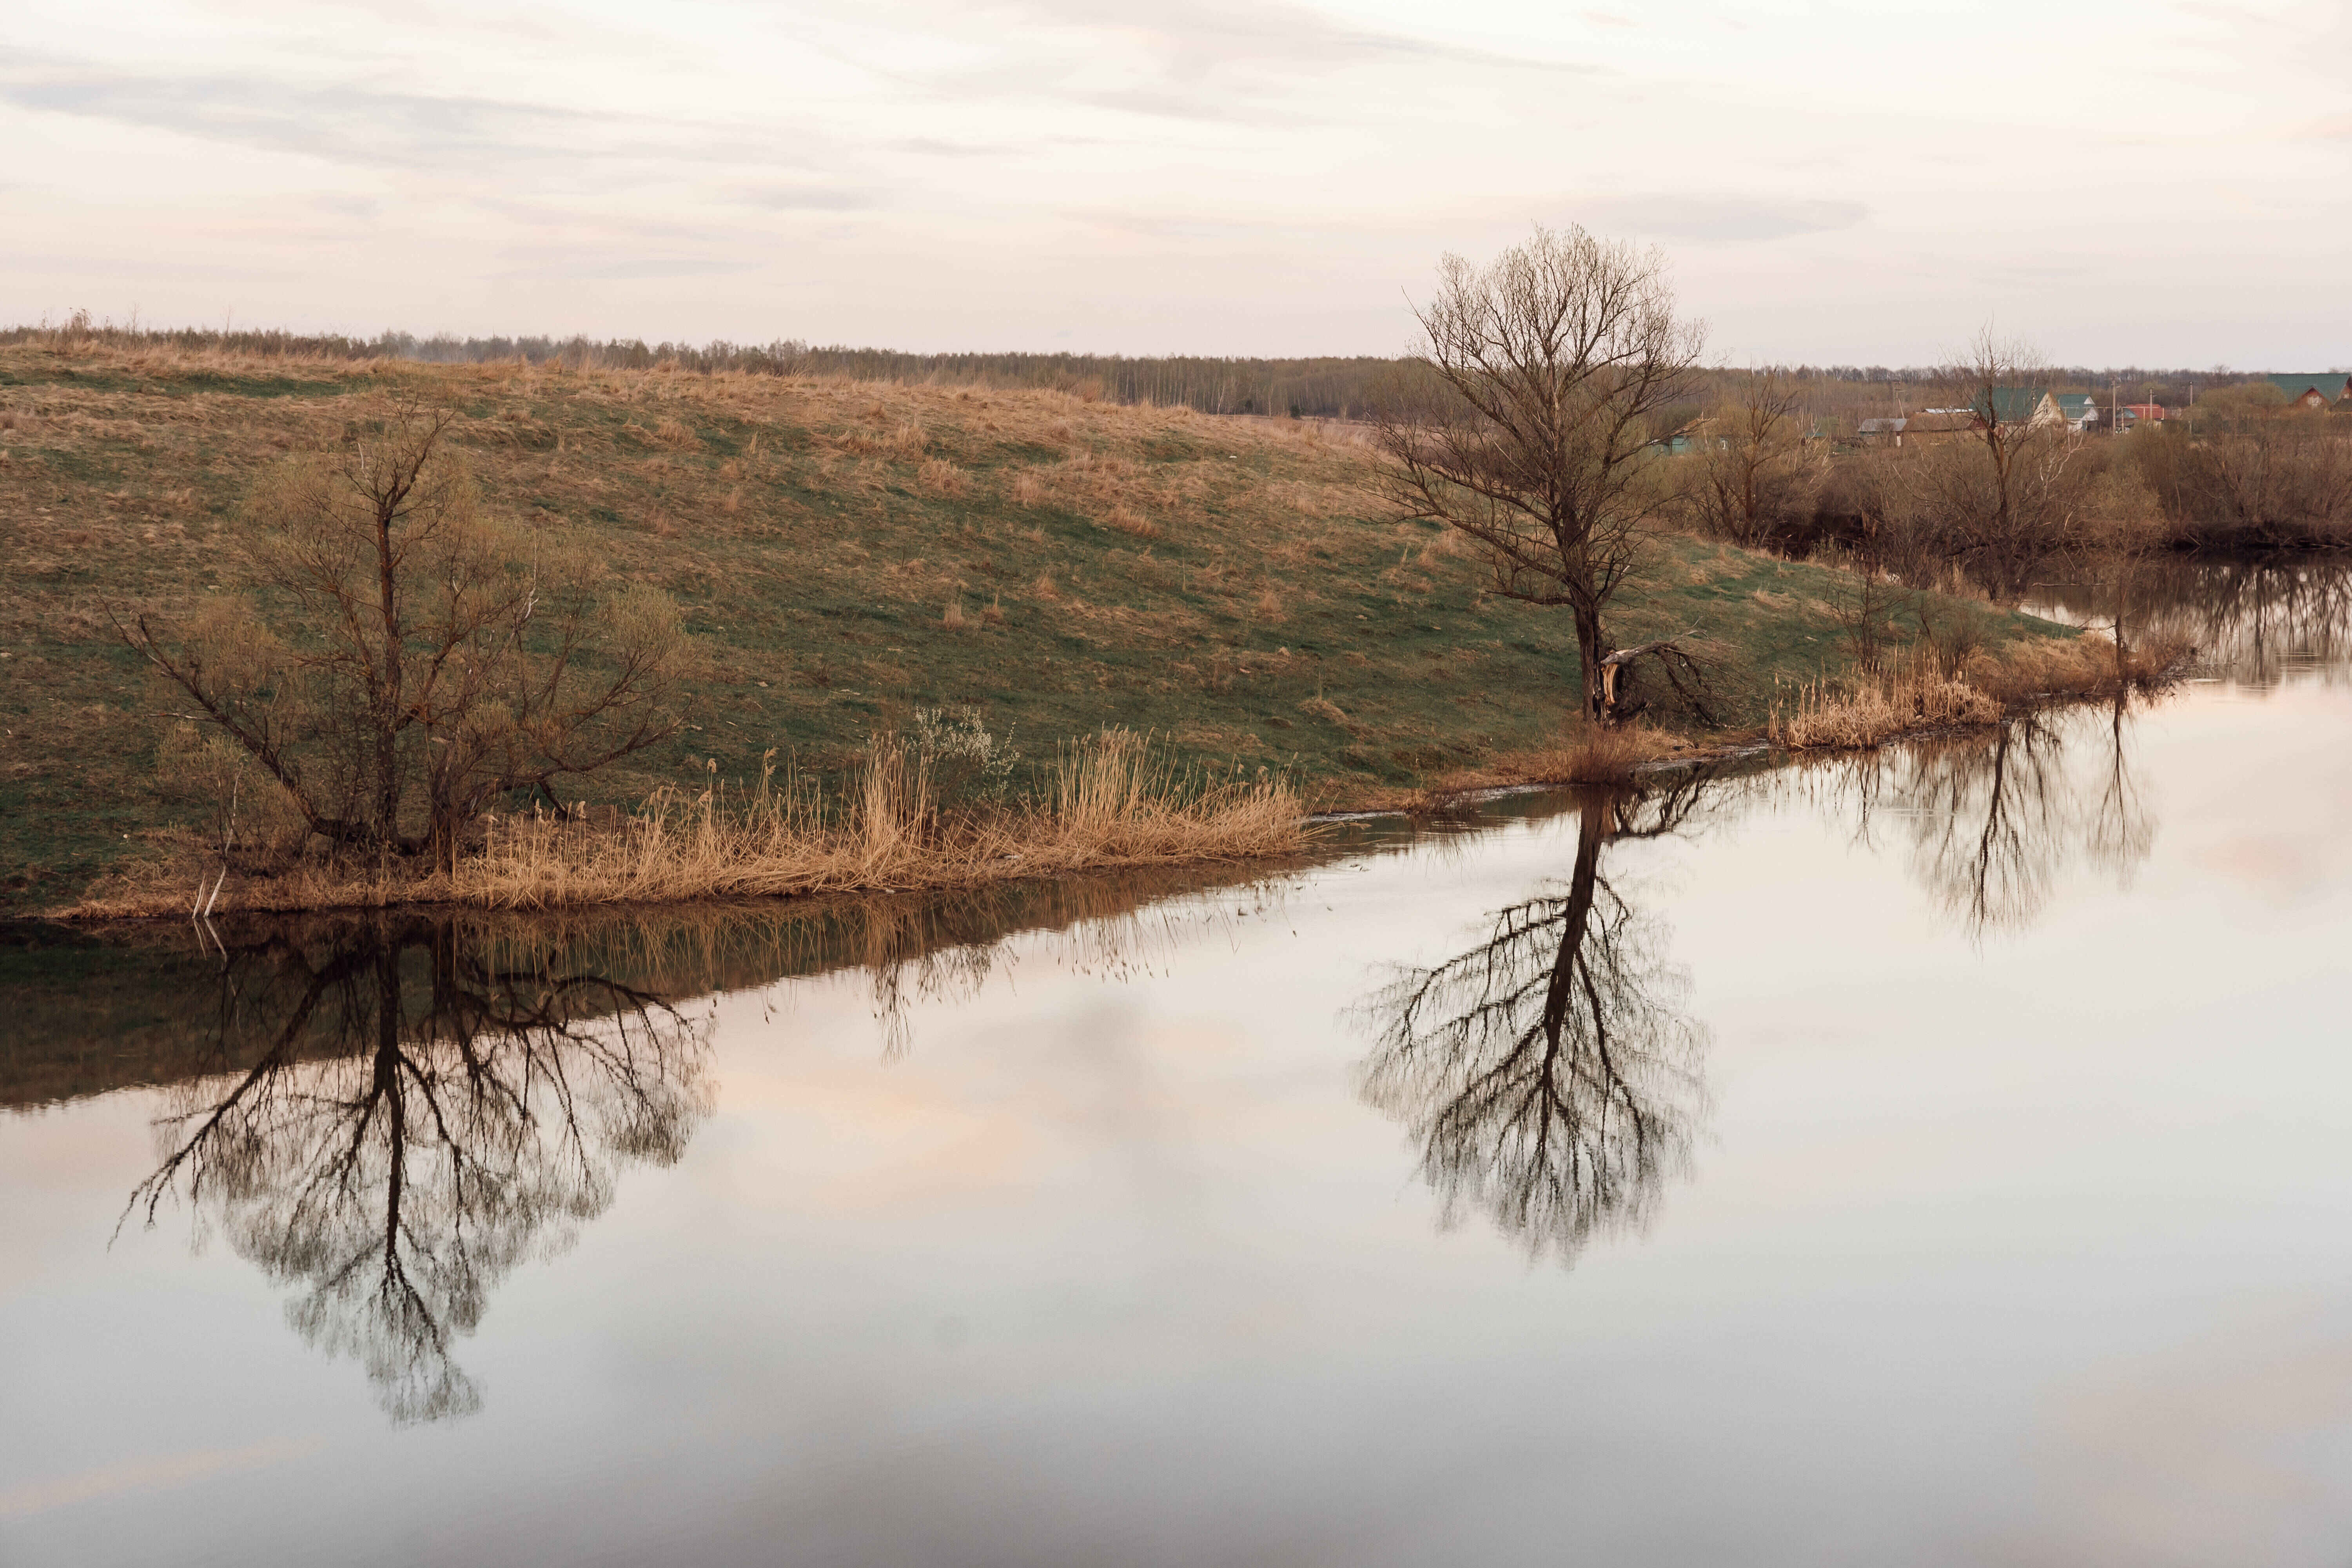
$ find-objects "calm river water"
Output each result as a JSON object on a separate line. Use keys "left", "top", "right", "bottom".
{"left": 5, "top": 561, "right": 2352, "bottom": 1567}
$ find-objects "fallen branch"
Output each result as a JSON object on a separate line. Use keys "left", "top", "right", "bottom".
{"left": 1598, "top": 629, "right": 1720, "bottom": 725}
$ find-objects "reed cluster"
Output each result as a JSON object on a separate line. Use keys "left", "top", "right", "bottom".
{"left": 73, "top": 730, "right": 1306, "bottom": 917}
{"left": 1771, "top": 631, "right": 2192, "bottom": 751}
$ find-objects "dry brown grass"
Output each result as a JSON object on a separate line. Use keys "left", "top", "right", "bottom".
{"left": 1103, "top": 504, "right": 1160, "bottom": 540}
{"left": 1298, "top": 695, "right": 1350, "bottom": 728}
{"left": 69, "top": 730, "right": 1307, "bottom": 916}
{"left": 1771, "top": 631, "right": 2194, "bottom": 750}
{"left": 1771, "top": 662, "right": 2003, "bottom": 749}
{"left": 918, "top": 457, "right": 969, "bottom": 496}
{"left": 1411, "top": 723, "right": 1687, "bottom": 804}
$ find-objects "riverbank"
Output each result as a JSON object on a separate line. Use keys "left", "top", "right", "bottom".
{"left": 4, "top": 340, "right": 2072, "bottom": 913}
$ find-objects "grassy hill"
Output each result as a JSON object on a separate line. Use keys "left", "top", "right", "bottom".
{"left": 0, "top": 340, "right": 2053, "bottom": 912}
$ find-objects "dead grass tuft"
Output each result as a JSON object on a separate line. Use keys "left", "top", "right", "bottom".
{"left": 1103, "top": 504, "right": 1160, "bottom": 539}
{"left": 1298, "top": 696, "right": 1350, "bottom": 727}
{"left": 652, "top": 417, "right": 700, "bottom": 450}
{"left": 918, "top": 457, "right": 970, "bottom": 496}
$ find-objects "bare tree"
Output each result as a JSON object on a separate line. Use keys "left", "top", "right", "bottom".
{"left": 1687, "top": 368, "right": 1812, "bottom": 550}
{"left": 122, "top": 398, "right": 687, "bottom": 868}
{"left": 2136, "top": 385, "right": 2352, "bottom": 548}
{"left": 1911, "top": 327, "right": 2087, "bottom": 602}
{"left": 1376, "top": 224, "right": 1707, "bottom": 722}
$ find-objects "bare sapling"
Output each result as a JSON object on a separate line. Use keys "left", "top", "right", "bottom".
{"left": 1374, "top": 223, "right": 1707, "bottom": 724}
{"left": 119, "top": 394, "right": 688, "bottom": 872}
{"left": 1686, "top": 368, "right": 1811, "bottom": 550}
{"left": 1913, "top": 328, "right": 2088, "bottom": 603}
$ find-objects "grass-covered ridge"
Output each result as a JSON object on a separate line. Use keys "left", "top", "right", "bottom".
{"left": 0, "top": 341, "right": 2063, "bottom": 912}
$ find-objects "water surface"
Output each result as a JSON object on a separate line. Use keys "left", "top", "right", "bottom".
{"left": 6, "top": 564, "right": 2352, "bottom": 1566}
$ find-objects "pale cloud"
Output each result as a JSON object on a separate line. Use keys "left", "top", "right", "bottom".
{"left": 0, "top": 0, "right": 2347, "bottom": 364}
{"left": 1568, "top": 194, "right": 1870, "bottom": 245}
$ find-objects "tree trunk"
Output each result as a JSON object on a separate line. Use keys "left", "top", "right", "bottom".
{"left": 1573, "top": 608, "right": 1611, "bottom": 724}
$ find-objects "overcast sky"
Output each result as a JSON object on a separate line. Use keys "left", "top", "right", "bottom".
{"left": 5, "top": 0, "right": 2348, "bottom": 365}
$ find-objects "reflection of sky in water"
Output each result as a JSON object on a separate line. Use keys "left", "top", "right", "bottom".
{"left": 7, "top": 634, "right": 2352, "bottom": 1563}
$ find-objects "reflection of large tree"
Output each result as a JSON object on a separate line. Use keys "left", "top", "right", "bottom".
{"left": 1358, "top": 785, "right": 1712, "bottom": 1263}
{"left": 127, "top": 921, "right": 710, "bottom": 1424}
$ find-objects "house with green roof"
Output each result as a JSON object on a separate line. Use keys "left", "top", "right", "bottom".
{"left": 2263, "top": 373, "right": 2352, "bottom": 410}
{"left": 2053, "top": 393, "right": 2096, "bottom": 430}
{"left": 1970, "top": 387, "right": 2063, "bottom": 428}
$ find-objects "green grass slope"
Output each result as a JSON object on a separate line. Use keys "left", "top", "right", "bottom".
{"left": 0, "top": 343, "right": 2058, "bottom": 911}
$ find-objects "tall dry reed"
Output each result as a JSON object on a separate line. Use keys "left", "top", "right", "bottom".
{"left": 1771, "top": 631, "right": 2192, "bottom": 751}
{"left": 78, "top": 730, "right": 1306, "bottom": 916}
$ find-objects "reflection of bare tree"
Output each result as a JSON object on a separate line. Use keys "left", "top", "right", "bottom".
{"left": 1904, "top": 716, "right": 2073, "bottom": 936}
{"left": 1357, "top": 785, "right": 1713, "bottom": 1264}
{"left": 1795, "top": 704, "right": 2158, "bottom": 940}
{"left": 126, "top": 921, "right": 710, "bottom": 1424}
{"left": 2085, "top": 695, "right": 2155, "bottom": 885}
{"left": 2032, "top": 557, "right": 2352, "bottom": 689}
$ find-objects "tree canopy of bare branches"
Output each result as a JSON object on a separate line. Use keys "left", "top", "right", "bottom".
{"left": 1907, "top": 328, "right": 2089, "bottom": 602}
{"left": 1375, "top": 225, "right": 1706, "bottom": 722}
{"left": 123, "top": 397, "right": 688, "bottom": 866}
{"left": 1686, "top": 369, "right": 1815, "bottom": 550}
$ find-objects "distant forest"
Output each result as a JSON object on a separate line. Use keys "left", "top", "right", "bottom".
{"left": 0, "top": 317, "right": 2326, "bottom": 419}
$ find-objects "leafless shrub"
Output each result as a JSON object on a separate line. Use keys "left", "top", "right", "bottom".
{"left": 118, "top": 398, "right": 688, "bottom": 867}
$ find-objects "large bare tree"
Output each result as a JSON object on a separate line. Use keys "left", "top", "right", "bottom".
{"left": 1376, "top": 224, "right": 1706, "bottom": 722}
{"left": 124, "top": 399, "right": 686, "bottom": 868}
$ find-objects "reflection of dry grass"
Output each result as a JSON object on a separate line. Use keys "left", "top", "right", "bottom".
{"left": 1771, "top": 632, "right": 2192, "bottom": 751}
{"left": 74, "top": 730, "right": 1306, "bottom": 916}
{"left": 1414, "top": 724, "right": 1686, "bottom": 802}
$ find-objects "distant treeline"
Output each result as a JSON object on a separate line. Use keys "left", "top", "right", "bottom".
{"left": 0, "top": 314, "right": 2330, "bottom": 421}
{"left": 0, "top": 315, "right": 1396, "bottom": 417}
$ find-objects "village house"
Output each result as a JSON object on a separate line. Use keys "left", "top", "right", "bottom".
{"left": 1902, "top": 409, "right": 1981, "bottom": 445}
{"left": 2264, "top": 373, "right": 2352, "bottom": 410}
{"left": 1973, "top": 387, "right": 2065, "bottom": 428}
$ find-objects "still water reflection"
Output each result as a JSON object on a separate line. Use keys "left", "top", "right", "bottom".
{"left": 121, "top": 922, "right": 713, "bottom": 1424}
{"left": 6, "top": 561, "right": 2352, "bottom": 1566}
{"left": 1360, "top": 786, "right": 1713, "bottom": 1264}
